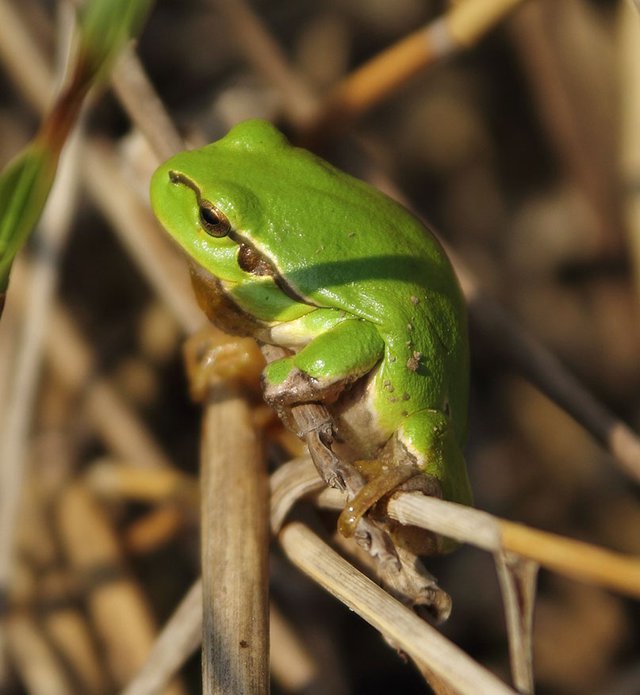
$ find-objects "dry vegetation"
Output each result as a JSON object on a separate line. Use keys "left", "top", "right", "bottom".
{"left": 1, "top": 0, "right": 640, "bottom": 693}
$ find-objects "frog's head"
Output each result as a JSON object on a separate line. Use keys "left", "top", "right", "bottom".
{"left": 150, "top": 120, "right": 314, "bottom": 323}
{"left": 149, "top": 121, "right": 285, "bottom": 285}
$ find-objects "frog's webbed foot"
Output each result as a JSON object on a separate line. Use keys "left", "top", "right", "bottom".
{"left": 297, "top": 417, "right": 450, "bottom": 617}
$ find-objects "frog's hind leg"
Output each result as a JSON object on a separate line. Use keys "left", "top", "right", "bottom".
{"left": 337, "top": 461, "right": 437, "bottom": 537}
{"left": 337, "top": 408, "right": 472, "bottom": 554}
{"left": 398, "top": 408, "right": 473, "bottom": 507}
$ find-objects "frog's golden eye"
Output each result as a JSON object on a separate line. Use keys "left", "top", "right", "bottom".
{"left": 199, "top": 201, "right": 230, "bottom": 238}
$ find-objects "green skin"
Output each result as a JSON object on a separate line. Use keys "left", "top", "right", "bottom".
{"left": 150, "top": 119, "right": 472, "bottom": 506}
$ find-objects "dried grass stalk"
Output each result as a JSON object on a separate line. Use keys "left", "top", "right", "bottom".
{"left": 279, "top": 522, "right": 516, "bottom": 695}
{"left": 200, "top": 386, "right": 269, "bottom": 694}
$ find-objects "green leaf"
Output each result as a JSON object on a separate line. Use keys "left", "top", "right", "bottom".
{"left": 78, "top": 0, "right": 154, "bottom": 81}
{"left": 0, "top": 144, "right": 57, "bottom": 293}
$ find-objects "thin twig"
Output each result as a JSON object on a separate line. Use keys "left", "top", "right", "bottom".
{"left": 494, "top": 553, "right": 537, "bottom": 694}
{"left": 618, "top": 0, "right": 640, "bottom": 300}
{"left": 510, "top": 0, "right": 620, "bottom": 254}
{"left": 121, "top": 581, "right": 203, "bottom": 695}
{"left": 272, "top": 458, "right": 640, "bottom": 598}
{"left": 279, "top": 522, "right": 516, "bottom": 695}
{"left": 302, "top": 0, "right": 525, "bottom": 142}
{"left": 111, "top": 45, "right": 185, "bottom": 161}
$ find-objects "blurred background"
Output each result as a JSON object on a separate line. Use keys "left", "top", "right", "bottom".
{"left": 1, "top": 0, "right": 640, "bottom": 693}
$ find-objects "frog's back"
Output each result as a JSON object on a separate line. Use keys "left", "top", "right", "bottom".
{"left": 207, "top": 121, "right": 469, "bottom": 436}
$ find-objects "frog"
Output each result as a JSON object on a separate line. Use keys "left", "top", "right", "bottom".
{"left": 150, "top": 119, "right": 472, "bottom": 543}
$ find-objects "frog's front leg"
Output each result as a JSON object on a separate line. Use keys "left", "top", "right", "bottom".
{"left": 262, "top": 318, "right": 384, "bottom": 411}
{"left": 262, "top": 318, "right": 383, "bottom": 492}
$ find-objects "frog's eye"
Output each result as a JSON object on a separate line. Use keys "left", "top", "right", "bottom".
{"left": 199, "top": 202, "right": 230, "bottom": 238}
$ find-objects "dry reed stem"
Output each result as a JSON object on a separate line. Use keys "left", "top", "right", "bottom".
{"left": 42, "top": 609, "right": 106, "bottom": 695}
{"left": 279, "top": 522, "right": 516, "bottom": 695}
{"left": 219, "top": 0, "right": 318, "bottom": 128}
{"left": 0, "top": 132, "right": 80, "bottom": 582}
{"left": 82, "top": 141, "right": 204, "bottom": 334}
{"left": 122, "top": 581, "right": 203, "bottom": 695}
{"left": 465, "top": 293, "right": 640, "bottom": 483}
{"left": 112, "top": 45, "right": 185, "bottom": 162}
{"left": 389, "top": 497, "right": 640, "bottom": 599}
{"left": 6, "top": 614, "right": 76, "bottom": 695}
{"left": 200, "top": 385, "right": 269, "bottom": 694}
{"left": 17, "top": 466, "right": 108, "bottom": 694}
{"left": 269, "top": 603, "right": 320, "bottom": 692}
{"left": 45, "top": 302, "right": 173, "bottom": 469}
{"left": 618, "top": 1, "right": 640, "bottom": 299}
{"left": 271, "top": 456, "right": 640, "bottom": 599}
{"left": 123, "top": 506, "right": 186, "bottom": 554}
{"left": 56, "top": 481, "right": 186, "bottom": 693}
{"left": 510, "top": 0, "right": 620, "bottom": 253}
{"left": 494, "top": 553, "right": 537, "bottom": 694}
{"left": 303, "top": 0, "right": 525, "bottom": 141}
{"left": 86, "top": 460, "right": 198, "bottom": 504}
{"left": 0, "top": 1, "right": 53, "bottom": 113}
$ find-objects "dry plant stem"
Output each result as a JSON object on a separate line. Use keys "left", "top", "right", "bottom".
{"left": 122, "top": 580, "right": 203, "bottom": 695}
{"left": 200, "top": 384, "right": 269, "bottom": 695}
{"left": 494, "top": 553, "right": 537, "bottom": 694}
{"left": 304, "top": 0, "right": 525, "bottom": 141}
{"left": 56, "top": 482, "right": 187, "bottom": 693}
{"left": 0, "top": 0, "right": 53, "bottom": 112}
{"left": 385, "top": 494, "right": 640, "bottom": 599}
{"left": 218, "top": 0, "right": 318, "bottom": 128}
{"left": 0, "top": 133, "right": 79, "bottom": 683}
{"left": 5, "top": 615, "right": 76, "bottom": 695}
{"left": 111, "top": 45, "right": 185, "bottom": 161}
{"left": 290, "top": 455, "right": 640, "bottom": 599}
{"left": 82, "top": 141, "right": 203, "bottom": 334}
{"left": 42, "top": 606, "right": 106, "bottom": 695}
{"left": 279, "top": 522, "right": 516, "bottom": 695}
{"left": 618, "top": 1, "right": 640, "bottom": 299}
{"left": 45, "top": 302, "right": 173, "bottom": 469}
{"left": 467, "top": 293, "right": 640, "bottom": 483}
{"left": 269, "top": 604, "right": 319, "bottom": 692}
{"left": 86, "top": 460, "right": 198, "bottom": 504}
{"left": 510, "top": 0, "right": 619, "bottom": 253}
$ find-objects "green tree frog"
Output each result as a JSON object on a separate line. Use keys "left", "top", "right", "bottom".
{"left": 150, "top": 119, "right": 472, "bottom": 531}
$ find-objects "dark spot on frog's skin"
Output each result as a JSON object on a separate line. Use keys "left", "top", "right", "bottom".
{"left": 239, "top": 640, "right": 249, "bottom": 648}
{"left": 410, "top": 295, "right": 419, "bottom": 306}
{"left": 348, "top": 231, "right": 356, "bottom": 238}
{"left": 383, "top": 379, "right": 394, "bottom": 392}
{"left": 401, "top": 392, "right": 410, "bottom": 401}
{"left": 406, "top": 351, "right": 422, "bottom": 372}
{"left": 401, "top": 410, "right": 409, "bottom": 418}
{"left": 388, "top": 396, "right": 398, "bottom": 403}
